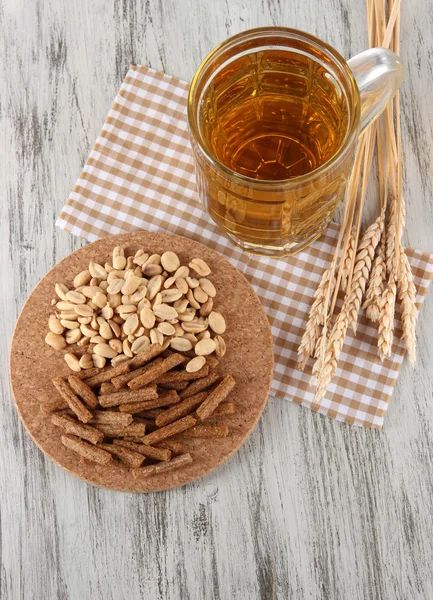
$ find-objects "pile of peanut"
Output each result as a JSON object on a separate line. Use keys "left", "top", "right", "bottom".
{"left": 45, "top": 247, "right": 226, "bottom": 374}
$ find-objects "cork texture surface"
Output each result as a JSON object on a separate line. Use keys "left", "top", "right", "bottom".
{"left": 10, "top": 231, "right": 274, "bottom": 492}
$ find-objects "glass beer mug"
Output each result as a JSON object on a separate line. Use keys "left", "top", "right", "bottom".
{"left": 188, "top": 27, "right": 403, "bottom": 256}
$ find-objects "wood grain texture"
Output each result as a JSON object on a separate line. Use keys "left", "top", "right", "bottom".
{"left": 1, "top": 0, "right": 433, "bottom": 598}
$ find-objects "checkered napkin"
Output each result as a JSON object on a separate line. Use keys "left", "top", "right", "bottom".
{"left": 57, "top": 65, "right": 433, "bottom": 428}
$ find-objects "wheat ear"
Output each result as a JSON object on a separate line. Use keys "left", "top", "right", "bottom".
{"left": 398, "top": 247, "right": 417, "bottom": 365}
{"left": 346, "top": 212, "right": 385, "bottom": 333}
{"left": 363, "top": 233, "right": 387, "bottom": 322}
{"left": 378, "top": 277, "right": 396, "bottom": 361}
{"left": 386, "top": 194, "right": 406, "bottom": 276}
{"left": 340, "top": 228, "right": 357, "bottom": 292}
{"left": 298, "top": 266, "right": 335, "bottom": 370}
{"left": 314, "top": 302, "right": 350, "bottom": 401}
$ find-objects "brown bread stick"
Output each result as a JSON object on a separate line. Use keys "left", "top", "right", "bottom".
{"left": 52, "top": 377, "right": 93, "bottom": 423}
{"left": 93, "top": 422, "right": 146, "bottom": 438}
{"left": 68, "top": 375, "right": 98, "bottom": 409}
{"left": 51, "top": 413, "right": 104, "bottom": 444}
{"left": 160, "top": 349, "right": 188, "bottom": 363}
{"left": 131, "top": 464, "right": 157, "bottom": 478}
{"left": 99, "top": 382, "right": 116, "bottom": 395}
{"left": 196, "top": 375, "right": 236, "bottom": 421}
{"left": 40, "top": 397, "right": 68, "bottom": 414}
{"left": 84, "top": 362, "right": 130, "bottom": 387}
{"left": 96, "top": 443, "right": 145, "bottom": 467}
{"left": 90, "top": 411, "right": 133, "bottom": 426}
{"left": 156, "top": 364, "right": 209, "bottom": 385}
{"left": 155, "top": 392, "right": 208, "bottom": 427}
{"left": 98, "top": 385, "right": 158, "bottom": 408}
{"left": 128, "top": 354, "right": 185, "bottom": 390}
{"left": 135, "top": 408, "right": 165, "bottom": 419}
{"left": 77, "top": 367, "right": 102, "bottom": 380}
{"left": 132, "top": 453, "right": 193, "bottom": 479}
{"left": 127, "top": 342, "right": 167, "bottom": 369}
{"left": 133, "top": 417, "right": 158, "bottom": 432}
{"left": 113, "top": 439, "right": 171, "bottom": 461}
{"left": 158, "top": 381, "right": 189, "bottom": 391}
{"left": 118, "top": 390, "right": 179, "bottom": 414}
{"left": 153, "top": 453, "right": 193, "bottom": 473}
{"left": 111, "top": 358, "right": 164, "bottom": 390}
{"left": 206, "top": 356, "right": 219, "bottom": 370}
{"left": 61, "top": 434, "right": 112, "bottom": 465}
{"left": 178, "top": 372, "right": 220, "bottom": 400}
{"left": 141, "top": 415, "right": 196, "bottom": 446}
{"left": 178, "top": 425, "right": 229, "bottom": 438}
{"left": 156, "top": 440, "right": 183, "bottom": 454}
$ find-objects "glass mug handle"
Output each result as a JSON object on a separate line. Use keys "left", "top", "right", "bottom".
{"left": 347, "top": 48, "right": 404, "bottom": 132}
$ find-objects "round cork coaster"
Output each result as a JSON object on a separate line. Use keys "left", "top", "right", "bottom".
{"left": 10, "top": 231, "right": 274, "bottom": 492}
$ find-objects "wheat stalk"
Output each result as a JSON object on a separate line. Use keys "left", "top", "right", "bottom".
{"left": 398, "top": 246, "right": 417, "bottom": 365}
{"left": 386, "top": 199, "right": 397, "bottom": 276}
{"left": 363, "top": 233, "right": 386, "bottom": 322}
{"left": 298, "top": 266, "right": 335, "bottom": 370}
{"left": 346, "top": 212, "right": 385, "bottom": 333}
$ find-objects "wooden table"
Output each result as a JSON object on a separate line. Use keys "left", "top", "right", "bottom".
{"left": 2, "top": 1, "right": 432, "bottom": 598}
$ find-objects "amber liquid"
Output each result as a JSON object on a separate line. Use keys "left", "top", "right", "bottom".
{"left": 194, "top": 47, "right": 353, "bottom": 254}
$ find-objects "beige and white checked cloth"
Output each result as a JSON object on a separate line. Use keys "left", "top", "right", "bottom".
{"left": 57, "top": 65, "right": 433, "bottom": 428}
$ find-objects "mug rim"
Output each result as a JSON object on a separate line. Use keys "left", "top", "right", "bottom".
{"left": 187, "top": 26, "right": 361, "bottom": 187}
